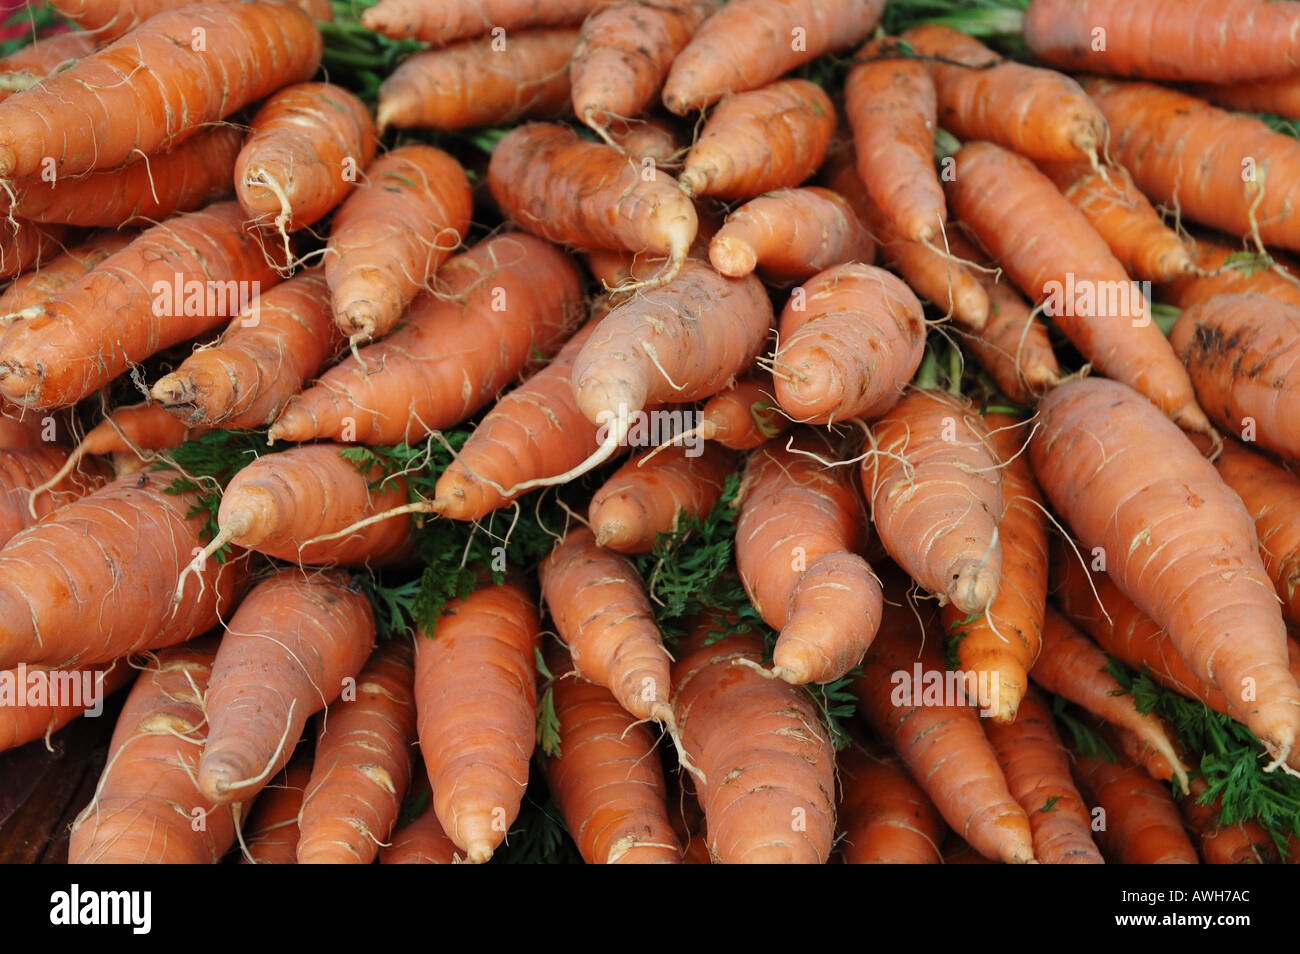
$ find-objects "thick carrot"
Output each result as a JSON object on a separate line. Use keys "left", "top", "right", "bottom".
{"left": 903, "top": 25, "right": 1105, "bottom": 164}
{"left": 488, "top": 122, "right": 698, "bottom": 287}
{"left": 863, "top": 390, "right": 1003, "bottom": 615}
{"left": 414, "top": 580, "right": 539, "bottom": 864}
{"left": 297, "top": 640, "right": 416, "bottom": 864}
{"left": 0, "top": 1, "right": 322, "bottom": 179}
{"left": 377, "top": 29, "right": 577, "bottom": 133}
{"left": 1071, "top": 752, "right": 1199, "bottom": 864}
{"left": 68, "top": 640, "right": 237, "bottom": 863}
{"left": 1180, "top": 776, "right": 1275, "bottom": 864}
{"left": 326, "top": 145, "right": 472, "bottom": 344}
{"left": 662, "top": 0, "right": 883, "bottom": 114}
{"left": 1031, "top": 377, "right": 1300, "bottom": 768}
{"left": 949, "top": 141, "right": 1210, "bottom": 434}
{"left": 0, "top": 202, "right": 285, "bottom": 410}
{"left": 772, "top": 262, "right": 925, "bottom": 425}
{"left": 0, "top": 218, "right": 63, "bottom": 281}
{"left": 0, "top": 31, "right": 93, "bottom": 103}
{"left": 49, "top": 0, "right": 332, "bottom": 42}
{"left": 361, "top": 0, "right": 604, "bottom": 44}
{"left": 1191, "top": 74, "right": 1300, "bottom": 119}
{"left": 1038, "top": 160, "right": 1193, "bottom": 283}
{"left": 236, "top": 83, "right": 376, "bottom": 234}
{"left": 846, "top": 38, "right": 944, "bottom": 244}
{"left": 0, "top": 469, "right": 244, "bottom": 671}
{"left": 736, "top": 432, "right": 883, "bottom": 684}
{"left": 380, "top": 800, "right": 461, "bottom": 864}
{"left": 672, "top": 624, "right": 836, "bottom": 863}
{"left": 272, "top": 233, "right": 584, "bottom": 445}
{"left": 199, "top": 569, "right": 374, "bottom": 804}
{"left": 571, "top": 1, "right": 716, "bottom": 132}
{"left": 0, "top": 445, "right": 108, "bottom": 547}
{"left": 0, "top": 230, "right": 133, "bottom": 316}
{"left": 587, "top": 440, "right": 736, "bottom": 553}
{"left": 0, "top": 659, "right": 133, "bottom": 754}
{"left": 983, "top": 688, "right": 1104, "bottom": 864}
{"left": 708, "top": 187, "right": 874, "bottom": 281}
{"left": 1169, "top": 294, "right": 1300, "bottom": 460}
{"left": 677, "top": 80, "right": 835, "bottom": 200}
{"left": 939, "top": 413, "right": 1046, "bottom": 724}
{"left": 240, "top": 757, "right": 311, "bottom": 864}
{"left": 853, "top": 587, "right": 1035, "bottom": 863}
{"left": 698, "top": 373, "right": 787, "bottom": 451}
{"left": 1088, "top": 80, "right": 1300, "bottom": 253}
{"left": 837, "top": 738, "right": 945, "bottom": 864}
{"left": 1159, "top": 236, "right": 1300, "bottom": 310}
{"left": 1024, "top": 0, "right": 1300, "bottom": 82}
{"left": 544, "top": 646, "right": 680, "bottom": 863}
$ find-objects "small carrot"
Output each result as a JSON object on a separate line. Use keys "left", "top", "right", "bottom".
{"left": 1071, "top": 752, "right": 1199, "bottom": 864}
{"left": 240, "top": 757, "right": 312, "bottom": 865}
{"left": 380, "top": 799, "right": 461, "bottom": 864}
{"left": 0, "top": 445, "right": 108, "bottom": 548}
{"left": 1158, "top": 236, "right": 1300, "bottom": 310}
{"left": 361, "top": 0, "right": 604, "bottom": 45}
{"left": 837, "top": 737, "right": 945, "bottom": 864}
{"left": 0, "top": 659, "right": 133, "bottom": 754}
{"left": 697, "top": 373, "right": 787, "bottom": 451}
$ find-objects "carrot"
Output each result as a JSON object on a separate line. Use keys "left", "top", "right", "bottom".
{"left": 414, "top": 580, "right": 539, "bottom": 864}
{"left": 708, "top": 187, "right": 874, "bottom": 281}
{"left": 601, "top": 117, "right": 684, "bottom": 165}
{"left": 863, "top": 390, "right": 1003, "bottom": 615}
{"left": 736, "top": 432, "right": 883, "bottom": 684}
{"left": 361, "top": 0, "right": 604, "bottom": 45}
{"left": 0, "top": 202, "right": 286, "bottom": 410}
{"left": 0, "top": 230, "right": 133, "bottom": 317}
{"left": 380, "top": 800, "right": 461, "bottom": 864}
{"left": 0, "top": 1, "right": 322, "bottom": 179}
{"left": 0, "top": 31, "right": 93, "bottom": 103}
{"left": 587, "top": 440, "right": 736, "bottom": 553}
{"left": 0, "top": 659, "right": 134, "bottom": 754}
{"left": 325, "top": 145, "right": 472, "bottom": 344}
{"left": 0, "top": 445, "right": 108, "bottom": 547}
{"left": 1088, "top": 80, "right": 1300, "bottom": 253}
{"left": 949, "top": 141, "right": 1210, "bottom": 434}
{"left": 846, "top": 38, "right": 944, "bottom": 244}
{"left": 7, "top": 126, "right": 243, "bottom": 227}
{"left": 1031, "top": 377, "right": 1300, "bottom": 768}
{"left": 488, "top": 122, "right": 698, "bottom": 287}
{"left": 902, "top": 24, "right": 1105, "bottom": 164}
{"left": 677, "top": 80, "right": 835, "bottom": 200}
{"left": 853, "top": 585, "right": 1035, "bottom": 863}
{"left": 671, "top": 623, "right": 836, "bottom": 863}
{"left": 49, "top": 0, "right": 332, "bottom": 42}
{"left": 697, "top": 373, "right": 787, "bottom": 451}
{"left": 199, "top": 569, "right": 374, "bottom": 804}
{"left": 837, "top": 738, "right": 945, "bottom": 864}
{"left": 1169, "top": 294, "right": 1300, "bottom": 461}
{"left": 240, "top": 757, "right": 312, "bottom": 864}
{"left": 236, "top": 83, "right": 376, "bottom": 235}
{"left": 1190, "top": 74, "right": 1300, "bottom": 120}
{"left": 68, "top": 640, "right": 237, "bottom": 863}
{"left": 1180, "top": 776, "right": 1275, "bottom": 864}
{"left": 271, "top": 233, "right": 584, "bottom": 445}
{"left": 0, "top": 218, "right": 63, "bottom": 282}
{"left": 297, "top": 640, "right": 416, "bottom": 864}
{"left": 1023, "top": 0, "right": 1300, "bottom": 82}
{"left": 1038, "top": 160, "right": 1194, "bottom": 283}
{"left": 544, "top": 646, "right": 681, "bottom": 863}
{"left": 0, "top": 406, "right": 50, "bottom": 449}
{"left": 150, "top": 267, "right": 341, "bottom": 429}
{"left": 772, "top": 263, "right": 925, "bottom": 425}
{"left": 571, "top": 1, "right": 716, "bottom": 132}
{"left": 983, "top": 688, "right": 1104, "bottom": 864}
{"left": 1071, "top": 752, "right": 1199, "bottom": 864}
{"left": 0, "top": 469, "right": 244, "bottom": 671}
{"left": 1159, "top": 236, "right": 1300, "bottom": 310}
{"left": 662, "top": 0, "right": 883, "bottom": 114}
{"left": 939, "top": 413, "right": 1046, "bottom": 724}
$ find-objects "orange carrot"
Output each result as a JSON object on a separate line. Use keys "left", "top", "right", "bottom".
{"left": 0, "top": 445, "right": 108, "bottom": 547}
{"left": 0, "top": 230, "right": 133, "bottom": 316}
{"left": 49, "top": 0, "right": 332, "bottom": 42}
{"left": 377, "top": 28, "right": 578, "bottom": 132}
{"left": 587, "top": 440, "right": 736, "bottom": 553}
{"left": 240, "top": 757, "right": 312, "bottom": 864}
{"left": 1190, "top": 74, "right": 1300, "bottom": 119}
{"left": 272, "top": 233, "right": 585, "bottom": 445}
{"left": 414, "top": 580, "right": 539, "bottom": 864}
{"left": 1071, "top": 752, "right": 1199, "bottom": 864}
{"left": 297, "top": 640, "right": 416, "bottom": 864}
{"left": 326, "top": 145, "right": 472, "bottom": 344}
{"left": 678, "top": 80, "right": 835, "bottom": 200}
{"left": 863, "top": 390, "right": 1003, "bottom": 614}
{"left": 1159, "top": 236, "right": 1300, "bottom": 310}
{"left": 380, "top": 800, "right": 461, "bottom": 864}
{"left": 837, "top": 738, "right": 945, "bottom": 864}
{"left": 362, "top": 0, "right": 604, "bottom": 45}
{"left": 697, "top": 373, "right": 787, "bottom": 451}
{"left": 662, "top": 0, "right": 883, "bottom": 113}
{"left": 1179, "top": 776, "right": 1275, "bottom": 864}
{"left": 68, "top": 640, "right": 237, "bottom": 863}
{"left": 772, "top": 262, "right": 925, "bottom": 425}
{"left": 983, "top": 688, "right": 1104, "bottom": 864}
{"left": 0, "top": 659, "right": 133, "bottom": 754}
{"left": 0, "top": 218, "right": 63, "bottom": 281}
{"left": 0, "top": 406, "right": 48, "bottom": 448}
{"left": 601, "top": 117, "right": 684, "bottom": 165}
{"left": 199, "top": 569, "right": 374, "bottom": 804}
{"left": 0, "top": 31, "right": 93, "bottom": 103}
{"left": 708, "top": 187, "right": 874, "bottom": 281}
{"left": 0, "top": 2, "right": 322, "bottom": 179}
{"left": 1031, "top": 377, "right": 1300, "bottom": 768}
{"left": 949, "top": 141, "right": 1210, "bottom": 434}
{"left": 672, "top": 623, "right": 836, "bottom": 863}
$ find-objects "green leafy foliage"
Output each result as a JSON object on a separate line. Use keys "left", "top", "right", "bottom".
{"left": 535, "top": 648, "right": 562, "bottom": 759}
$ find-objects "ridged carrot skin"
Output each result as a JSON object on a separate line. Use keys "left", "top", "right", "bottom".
{"left": 0, "top": 231, "right": 133, "bottom": 316}
{"left": 1158, "top": 236, "right": 1300, "bottom": 310}
{"left": 0, "top": 219, "right": 64, "bottom": 282}
{"left": 587, "top": 441, "right": 736, "bottom": 553}
{"left": 602, "top": 118, "right": 683, "bottom": 164}
{"left": 0, "top": 31, "right": 93, "bottom": 104}
{"left": 1191, "top": 74, "right": 1300, "bottom": 119}
{"left": 0, "top": 446, "right": 108, "bottom": 548}
{"left": 415, "top": 581, "right": 539, "bottom": 864}
{"left": 49, "top": 0, "right": 332, "bottom": 42}
{"left": 983, "top": 689, "right": 1104, "bottom": 865}
{"left": 737, "top": 432, "right": 882, "bottom": 684}
{"left": 0, "top": 660, "right": 133, "bottom": 754}
{"left": 380, "top": 801, "right": 461, "bottom": 864}
{"left": 69, "top": 640, "right": 237, "bottom": 864}
{"left": 672, "top": 626, "right": 836, "bottom": 863}
{"left": 240, "top": 759, "right": 312, "bottom": 864}
{"left": 699, "top": 373, "right": 786, "bottom": 451}
{"left": 361, "top": 0, "right": 603, "bottom": 44}
{"left": 1071, "top": 753, "right": 1199, "bottom": 864}
{"left": 297, "top": 640, "right": 416, "bottom": 864}
{"left": 678, "top": 80, "right": 836, "bottom": 200}
{"left": 837, "top": 739, "right": 945, "bottom": 864}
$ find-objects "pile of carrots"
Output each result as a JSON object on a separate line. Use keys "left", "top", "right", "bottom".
{"left": 1, "top": 0, "right": 1300, "bottom": 865}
